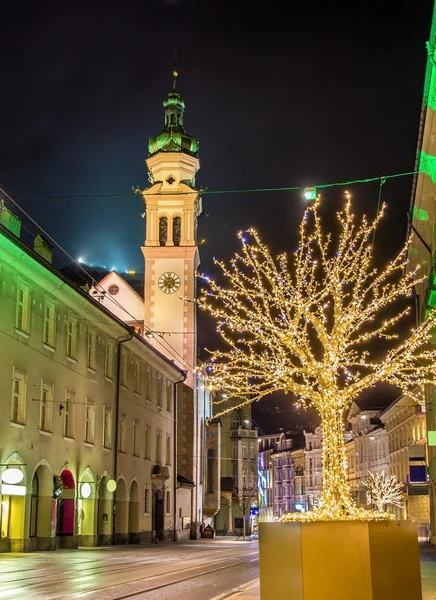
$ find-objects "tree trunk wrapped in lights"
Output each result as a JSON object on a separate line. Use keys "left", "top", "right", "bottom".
{"left": 199, "top": 195, "right": 436, "bottom": 521}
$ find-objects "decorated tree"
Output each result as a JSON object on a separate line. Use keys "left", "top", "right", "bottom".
{"left": 363, "top": 471, "right": 404, "bottom": 513}
{"left": 199, "top": 196, "right": 436, "bottom": 520}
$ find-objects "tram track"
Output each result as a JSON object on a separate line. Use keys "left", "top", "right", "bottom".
{"left": 54, "top": 555, "right": 259, "bottom": 600}
{"left": 0, "top": 546, "right": 238, "bottom": 586}
{"left": 0, "top": 550, "right": 258, "bottom": 599}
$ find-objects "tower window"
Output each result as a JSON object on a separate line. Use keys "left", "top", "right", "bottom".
{"left": 108, "top": 285, "right": 119, "bottom": 295}
{"left": 159, "top": 217, "right": 168, "bottom": 246}
{"left": 173, "top": 217, "right": 181, "bottom": 246}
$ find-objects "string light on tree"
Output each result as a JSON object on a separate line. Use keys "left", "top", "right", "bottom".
{"left": 362, "top": 471, "right": 404, "bottom": 513}
{"left": 199, "top": 193, "right": 436, "bottom": 521}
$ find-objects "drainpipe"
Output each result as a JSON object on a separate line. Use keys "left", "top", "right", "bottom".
{"left": 173, "top": 371, "right": 187, "bottom": 542}
{"left": 112, "top": 329, "right": 133, "bottom": 545}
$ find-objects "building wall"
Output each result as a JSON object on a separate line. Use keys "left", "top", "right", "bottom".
{"left": 89, "top": 271, "right": 144, "bottom": 323}
{"left": 272, "top": 452, "right": 294, "bottom": 518}
{"left": 214, "top": 401, "right": 258, "bottom": 535}
{"left": 0, "top": 228, "right": 183, "bottom": 551}
{"left": 406, "top": 4, "right": 436, "bottom": 544}
{"left": 380, "top": 394, "right": 430, "bottom": 539}
{"left": 304, "top": 428, "right": 322, "bottom": 508}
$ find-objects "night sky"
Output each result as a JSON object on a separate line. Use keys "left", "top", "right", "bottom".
{"left": 1, "top": 0, "right": 434, "bottom": 433}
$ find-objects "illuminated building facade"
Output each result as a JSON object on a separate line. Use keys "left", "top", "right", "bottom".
{"left": 291, "top": 448, "right": 306, "bottom": 512}
{"left": 271, "top": 434, "right": 294, "bottom": 518}
{"left": 214, "top": 402, "right": 258, "bottom": 536}
{"left": 345, "top": 401, "right": 388, "bottom": 505}
{"left": 380, "top": 394, "right": 429, "bottom": 540}
{"left": 0, "top": 210, "right": 184, "bottom": 551}
{"left": 406, "top": 2, "right": 436, "bottom": 545}
{"left": 304, "top": 427, "right": 323, "bottom": 509}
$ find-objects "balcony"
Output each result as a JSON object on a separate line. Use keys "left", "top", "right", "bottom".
{"left": 230, "top": 427, "right": 257, "bottom": 439}
{"left": 407, "top": 483, "right": 429, "bottom": 496}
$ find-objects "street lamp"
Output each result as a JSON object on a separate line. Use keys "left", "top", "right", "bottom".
{"left": 303, "top": 187, "right": 317, "bottom": 201}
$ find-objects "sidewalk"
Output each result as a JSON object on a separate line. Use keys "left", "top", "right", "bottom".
{"left": 229, "top": 544, "right": 436, "bottom": 599}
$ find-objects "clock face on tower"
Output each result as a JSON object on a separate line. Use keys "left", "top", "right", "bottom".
{"left": 158, "top": 272, "right": 181, "bottom": 294}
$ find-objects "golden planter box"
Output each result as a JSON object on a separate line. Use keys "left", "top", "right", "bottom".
{"left": 259, "top": 520, "right": 422, "bottom": 600}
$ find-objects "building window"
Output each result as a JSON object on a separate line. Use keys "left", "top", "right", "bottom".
{"left": 133, "top": 419, "right": 139, "bottom": 456}
{"left": 66, "top": 316, "right": 78, "bottom": 359}
{"left": 145, "top": 366, "right": 152, "bottom": 400}
{"left": 250, "top": 442, "right": 255, "bottom": 459}
{"left": 64, "top": 391, "right": 74, "bottom": 438}
{"left": 207, "top": 449, "right": 215, "bottom": 493}
{"left": 103, "top": 406, "right": 112, "bottom": 449}
{"left": 16, "top": 284, "right": 30, "bottom": 333}
{"left": 108, "top": 285, "right": 119, "bottom": 295}
{"left": 85, "top": 399, "right": 95, "bottom": 444}
{"left": 232, "top": 442, "right": 238, "bottom": 459}
{"left": 159, "top": 216, "right": 168, "bottom": 246}
{"left": 105, "top": 341, "right": 114, "bottom": 379}
{"left": 43, "top": 299, "right": 56, "bottom": 347}
{"left": 144, "top": 488, "right": 150, "bottom": 513}
{"left": 87, "top": 330, "right": 97, "bottom": 370}
{"left": 157, "top": 375, "right": 163, "bottom": 407}
{"left": 119, "top": 414, "right": 126, "bottom": 452}
{"left": 120, "top": 350, "right": 128, "bottom": 387}
{"left": 156, "top": 429, "right": 162, "bottom": 463}
{"left": 166, "top": 381, "right": 172, "bottom": 412}
{"left": 166, "top": 490, "right": 171, "bottom": 514}
{"left": 173, "top": 216, "right": 181, "bottom": 246}
{"left": 40, "top": 380, "right": 53, "bottom": 432}
{"left": 242, "top": 441, "right": 247, "bottom": 459}
{"left": 11, "top": 368, "right": 26, "bottom": 424}
{"left": 134, "top": 360, "right": 141, "bottom": 394}
{"left": 144, "top": 425, "right": 150, "bottom": 459}
{"left": 166, "top": 435, "right": 171, "bottom": 466}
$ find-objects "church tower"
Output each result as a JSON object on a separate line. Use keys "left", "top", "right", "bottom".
{"left": 141, "top": 72, "right": 201, "bottom": 386}
{"left": 141, "top": 72, "right": 204, "bottom": 534}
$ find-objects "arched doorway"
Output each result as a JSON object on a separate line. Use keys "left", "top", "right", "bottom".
{"left": 97, "top": 474, "right": 113, "bottom": 546}
{"left": 0, "top": 453, "right": 27, "bottom": 552}
{"left": 57, "top": 469, "right": 77, "bottom": 548}
{"left": 114, "top": 478, "right": 128, "bottom": 544}
{"left": 129, "top": 480, "right": 140, "bottom": 543}
{"left": 29, "top": 463, "right": 53, "bottom": 551}
{"left": 78, "top": 467, "right": 96, "bottom": 547}
{"left": 153, "top": 489, "right": 164, "bottom": 541}
{"left": 215, "top": 495, "right": 231, "bottom": 535}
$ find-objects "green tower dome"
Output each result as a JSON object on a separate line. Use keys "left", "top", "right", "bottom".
{"left": 148, "top": 72, "right": 199, "bottom": 158}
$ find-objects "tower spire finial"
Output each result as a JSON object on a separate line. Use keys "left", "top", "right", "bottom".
{"left": 172, "top": 50, "right": 178, "bottom": 90}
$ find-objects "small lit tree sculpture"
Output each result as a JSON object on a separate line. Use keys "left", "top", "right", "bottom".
{"left": 363, "top": 471, "right": 404, "bottom": 513}
{"left": 199, "top": 196, "right": 436, "bottom": 521}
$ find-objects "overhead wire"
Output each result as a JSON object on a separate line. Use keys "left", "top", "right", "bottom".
{"left": 0, "top": 187, "right": 197, "bottom": 374}
{"left": 12, "top": 169, "right": 418, "bottom": 202}
{"left": 0, "top": 168, "right": 419, "bottom": 374}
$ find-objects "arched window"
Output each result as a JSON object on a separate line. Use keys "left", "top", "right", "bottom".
{"left": 207, "top": 449, "right": 215, "bottom": 493}
{"left": 159, "top": 217, "right": 168, "bottom": 246}
{"left": 173, "top": 217, "right": 181, "bottom": 246}
{"left": 231, "top": 413, "right": 240, "bottom": 430}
